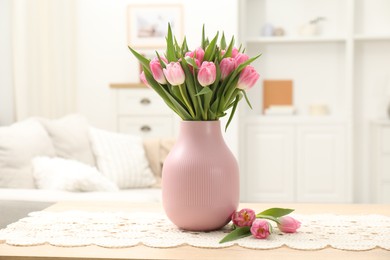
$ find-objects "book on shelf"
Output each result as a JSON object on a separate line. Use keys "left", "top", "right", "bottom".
{"left": 264, "top": 105, "right": 295, "bottom": 115}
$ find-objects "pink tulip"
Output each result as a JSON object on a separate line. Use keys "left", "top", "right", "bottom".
{"left": 231, "top": 208, "right": 256, "bottom": 227}
{"left": 234, "top": 53, "right": 249, "bottom": 68}
{"left": 277, "top": 216, "right": 301, "bottom": 233}
{"left": 139, "top": 71, "right": 150, "bottom": 88}
{"left": 163, "top": 62, "right": 185, "bottom": 86}
{"left": 220, "top": 47, "right": 238, "bottom": 58}
{"left": 185, "top": 47, "right": 205, "bottom": 63}
{"left": 197, "top": 61, "right": 217, "bottom": 87}
{"left": 149, "top": 57, "right": 167, "bottom": 84}
{"left": 250, "top": 219, "right": 271, "bottom": 239}
{"left": 232, "top": 47, "right": 239, "bottom": 58}
{"left": 236, "top": 65, "right": 259, "bottom": 90}
{"left": 220, "top": 57, "right": 235, "bottom": 79}
{"left": 187, "top": 58, "right": 201, "bottom": 74}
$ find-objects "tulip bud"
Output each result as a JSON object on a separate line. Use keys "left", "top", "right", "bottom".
{"left": 163, "top": 62, "right": 185, "bottom": 86}
{"left": 188, "top": 58, "right": 201, "bottom": 74}
{"left": 236, "top": 65, "right": 259, "bottom": 90}
{"left": 234, "top": 53, "right": 249, "bottom": 68}
{"left": 232, "top": 47, "right": 239, "bottom": 58}
{"left": 195, "top": 47, "right": 205, "bottom": 63}
{"left": 139, "top": 71, "right": 150, "bottom": 88}
{"left": 186, "top": 47, "right": 205, "bottom": 63}
{"left": 149, "top": 57, "right": 167, "bottom": 84}
{"left": 250, "top": 219, "right": 271, "bottom": 239}
{"left": 231, "top": 208, "right": 256, "bottom": 227}
{"left": 277, "top": 216, "right": 301, "bottom": 233}
{"left": 220, "top": 58, "right": 235, "bottom": 79}
{"left": 197, "top": 61, "right": 217, "bottom": 87}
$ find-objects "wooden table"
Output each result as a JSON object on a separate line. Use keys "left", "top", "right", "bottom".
{"left": 0, "top": 202, "right": 389, "bottom": 260}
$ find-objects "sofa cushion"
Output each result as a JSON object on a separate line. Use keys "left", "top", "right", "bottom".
{"left": 0, "top": 119, "right": 56, "bottom": 188}
{"left": 89, "top": 127, "right": 156, "bottom": 189}
{"left": 39, "top": 114, "right": 96, "bottom": 166}
{"left": 32, "top": 157, "right": 118, "bottom": 192}
{"left": 143, "top": 138, "right": 175, "bottom": 187}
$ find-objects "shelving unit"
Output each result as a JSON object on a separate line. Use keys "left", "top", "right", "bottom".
{"left": 354, "top": 35, "right": 390, "bottom": 41}
{"left": 246, "top": 37, "right": 347, "bottom": 43}
{"left": 353, "top": 0, "right": 390, "bottom": 203}
{"left": 238, "top": 0, "right": 390, "bottom": 203}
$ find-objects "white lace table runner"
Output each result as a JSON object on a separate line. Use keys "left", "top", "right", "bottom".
{"left": 0, "top": 211, "right": 389, "bottom": 251}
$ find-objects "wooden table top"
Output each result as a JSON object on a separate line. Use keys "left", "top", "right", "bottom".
{"left": 0, "top": 202, "right": 389, "bottom": 260}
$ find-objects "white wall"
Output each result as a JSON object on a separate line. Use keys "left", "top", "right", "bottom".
{"left": 76, "top": 0, "right": 239, "bottom": 154}
{"left": 0, "top": 0, "right": 15, "bottom": 125}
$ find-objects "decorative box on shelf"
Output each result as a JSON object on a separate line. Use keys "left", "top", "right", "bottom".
{"left": 110, "top": 83, "right": 177, "bottom": 138}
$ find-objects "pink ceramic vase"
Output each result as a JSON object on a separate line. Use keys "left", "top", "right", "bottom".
{"left": 162, "top": 120, "right": 239, "bottom": 231}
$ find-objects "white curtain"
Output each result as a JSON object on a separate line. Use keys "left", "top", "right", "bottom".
{"left": 12, "top": 0, "right": 77, "bottom": 120}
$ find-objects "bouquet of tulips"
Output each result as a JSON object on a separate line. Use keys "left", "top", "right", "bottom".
{"left": 129, "top": 24, "right": 261, "bottom": 129}
{"left": 220, "top": 207, "right": 301, "bottom": 243}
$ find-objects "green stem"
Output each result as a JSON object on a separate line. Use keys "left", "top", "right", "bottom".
{"left": 224, "top": 88, "right": 238, "bottom": 110}
{"left": 203, "top": 90, "right": 213, "bottom": 120}
{"left": 179, "top": 84, "right": 195, "bottom": 118}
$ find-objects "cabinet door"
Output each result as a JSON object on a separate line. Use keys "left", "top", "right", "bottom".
{"left": 117, "top": 89, "right": 172, "bottom": 116}
{"left": 376, "top": 126, "right": 390, "bottom": 203}
{"left": 245, "top": 125, "right": 295, "bottom": 202}
{"left": 296, "top": 125, "right": 348, "bottom": 202}
{"left": 118, "top": 116, "right": 174, "bottom": 138}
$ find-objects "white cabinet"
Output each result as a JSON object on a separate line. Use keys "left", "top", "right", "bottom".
{"left": 243, "top": 120, "right": 349, "bottom": 203}
{"left": 114, "top": 87, "right": 177, "bottom": 138}
{"left": 238, "top": 0, "right": 390, "bottom": 203}
{"left": 371, "top": 121, "right": 390, "bottom": 203}
{"left": 353, "top": 1, "right": 390, "bottom": 203}
{"left": 245, "top": 125, "right": 295, "bottom": 202}
{"left": 296, "top": 126, "right": 347, "bottom": 202}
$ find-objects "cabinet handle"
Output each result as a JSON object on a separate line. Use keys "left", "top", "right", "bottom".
{"left": 140, "top": 98, "right": 151, "bottom": 105}
{"left": 140, "top": 125, "right": 151, "bottom": 132}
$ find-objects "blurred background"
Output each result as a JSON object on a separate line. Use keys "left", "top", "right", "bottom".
{"left": 0, "top": 0, "right": 389, "bottom": 204}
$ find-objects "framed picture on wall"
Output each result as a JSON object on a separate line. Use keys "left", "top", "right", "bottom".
{"left": 127, "top": 4, "right": 183, "bottom": 49}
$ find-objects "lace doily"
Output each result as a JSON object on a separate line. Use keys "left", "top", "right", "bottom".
{"left": 0, "top": 211, "right": 389, "bottom": 251}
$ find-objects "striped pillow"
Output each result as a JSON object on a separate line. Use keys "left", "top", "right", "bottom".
{"left": 89, "top": 128, "right": 156, "bottom": 188}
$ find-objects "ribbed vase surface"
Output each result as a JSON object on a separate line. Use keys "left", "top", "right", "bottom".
{"left": 162, "top": 120, "right": 239, "bottom": 231}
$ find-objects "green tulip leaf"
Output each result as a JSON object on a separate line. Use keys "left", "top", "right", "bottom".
{"left": 184, "top": 56, "right": 198, "bottom": 69}
{"left": 181, "top": 36, "right": 189, "bottom": 54}
{"left": 256, "top": 214, "right": 281, "bottom": 224}
{"left": 256, "top": 208, "right": 295, "bottom": 218}
{"left": 211, "top": 60, "right": 221, "bottom": 90}
{"left": 236, "top": 54, "right": 262, "bottom": 73}
{"left": 166, "top": 23, "right": 176, "bottom": 62}
{"left": 204, "top": 32, "right": 219, "bottom": 61}
{"left": 201, "top": 24, "right": 206, "bottom": 49}
{"left": 242, "top": 90, "right": 253, "bottom": 109}
{"left": 181, "top": 59, "right": 201, "bottom": 119}
{"left": 220, "top": 33, "right": 227, "bottom": 50}
{"left": 222, "top": 36, "right": 235, "bottom": 59}
{"left": 195, "top": 87, "right": 212, "bottom": 96}
{"left": 219, "top": 226, "right": 251, "bottom": 244}
{"left": 156, "top": 52, "right": 166, "bottom": 68}
{"left": 128, "top": 47, "right": 151, "bottom": 74}
{"left": 225, "top": 92, "right": 242, "bottom": 131}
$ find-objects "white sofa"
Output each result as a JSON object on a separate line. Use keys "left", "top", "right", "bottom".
{"left": 0, "top": 114, "right": 174, "bottom": 203}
